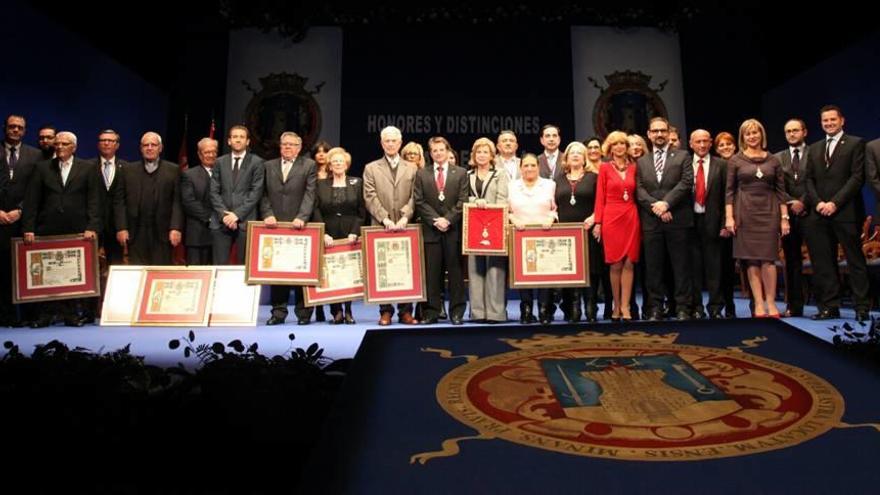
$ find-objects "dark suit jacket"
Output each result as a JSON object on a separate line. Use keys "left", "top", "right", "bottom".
{"left": 113, "top": 160, "right": 184, "bottom": 240}
{"left": 637, "top": 147, "right": 694, "bottom": 231}
{"left": 92, "top": 157, "right": 126, "bottom": 242}
{"left": 413, "top": 164, "right": 470, "bottom": 243}
{"left": 181, "top": 166, "right": 215, "bottom": 246}
{"left": 803, "top": 134, "right": 865, "bottom": 223}
{"left": 22, "top": 157, "right": 101, "bottom": 235}
{"left": 260, "top": 156, "right": 316, "bottom": 222}
{"left": 209, "top": 152, "right": 265, "bottom": 231}
{"left": 538, "top": 152, "right": 564, "bottom": 181}
{"left": 0, "top": 143, "right": 43, "bottom": 212}
{"left": 774, "top": 147, "right": 808, "bottom": 206}
{"left": 693, "top": 155, "right": 727, "bottom": 238}
{"left": 865, "top": 138, "right": 880, "bottom": 210}
{"left": 312, "top": 177, "right": 366, "bottom": 238}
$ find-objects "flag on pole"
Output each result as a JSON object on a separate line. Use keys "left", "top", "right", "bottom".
{"left": 208, "top": 114, "right": 216, "bottom": 140}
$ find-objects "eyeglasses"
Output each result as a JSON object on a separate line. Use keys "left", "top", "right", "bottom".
{"left": 6, "top": 124, "right": 24, "bottom": 130}
{"left": 648, "top": 129, "right": 669, "bottom": 134}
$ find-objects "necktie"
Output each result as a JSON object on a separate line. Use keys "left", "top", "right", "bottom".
{"left": 232, "top": 156, "right": 241, "bottom": 183}
{"left": 695, "top": 158, "right": 706, "bottom": 206}
{"left": 436, "top": 164, "right": 445, "bottom": 194}
{"left": 792, "top": 148, "right": 800, "bottom": 176}
{"left": 8, "top": 146, "right": 17, "bottom": 170}
{"left": 825, "top": 137, "right": 833, "bottom": 167}
{"left": 282, "top": 160, "right": 292, "bottom": 182}
{"left": 103, "top": 160, "right": 113, "bottom": 189}
{"left": 654, "top": 149, "right": 665, "bottom": 181}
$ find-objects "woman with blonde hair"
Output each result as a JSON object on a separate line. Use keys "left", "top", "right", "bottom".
{"left": 401, "top": 141, "right": 426, "bottom": 168}
{"left": 725, "top": 119, "right": 789, "bottom": 318}
{"left": 594, "top": 131, "right": 641, "bottom": 321}
{"left": 627, "top": 134, "right": 648, "bottom": 161}
{"left": 467, "top": 137, "right": 510, "bottom": 323}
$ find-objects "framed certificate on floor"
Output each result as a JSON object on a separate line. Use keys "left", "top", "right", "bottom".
{"left": 12, "top": 235, "right": 101, "bottom": 303}
{"left": 361, "top": 225, "right": 426, "bottom": 304}
{"left": 132, "top": 267, "right": 215, "bottom": 327}
{"left": 508, "top": 223, "right": 589, "bottom": 289}
{"left": 304, "top": 240, "right": 364, "bottom": 306}
{"left": 209, "top": 266, "right": 261, "bottom": 326}
{"left": 462, "top": 203, "right": 508, "bottom": 255}
{"left": 244, "top": 221, "right": 324, "bottom": 285}
{"left": 100, "top": 265, "right": 147, "bottom": 326}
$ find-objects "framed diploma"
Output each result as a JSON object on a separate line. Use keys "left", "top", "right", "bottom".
{"left": 462, "top": 203, "right": 508, "bottom": 255}
{"left": 132, "top": 267, "right": 215, "bottom": 327}
{"left": 508, "top": 223, "right": 589, "bottom": 289}
{"left": 209, "top": 266, "right": 261, "bottom": 326}
{"left": 361, "top": 225, "right": 426, "bottom": 304}
{"left": 244, "top": 221, "right": 325, "bottom": 285}
{"left": 12, "top": 235, "right": 100, "bottom": 303}
{"left": 100, "top": 265, "right": 146, "bottom": 326}
{"left": 304, "top": 240, "right": 364, "bottom": 306}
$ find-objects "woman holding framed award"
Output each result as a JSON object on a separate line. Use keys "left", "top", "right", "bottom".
{"left": 509, "top": 153, "right": 558, "bottom": 324}
{"left": 466, "top": 138, "right": 510, "bottom": 323}
{"left": 310, "top": 140, "right": 333, "bottom": 323}
{"left": 593, "top": 131, "right": 641, "bottom": 322}
{"left": 313, "top": 147, "right": 366, "bottom": 324}
{"left": 555, "top": 141, "right": 601, "bottom": 323}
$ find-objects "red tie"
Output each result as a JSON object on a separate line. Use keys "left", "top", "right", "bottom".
{"left": 436, "top": 165, "right": 445, "bottom": 193}
{"left": 695, "top": 158, "right": 706, "bottom": 206}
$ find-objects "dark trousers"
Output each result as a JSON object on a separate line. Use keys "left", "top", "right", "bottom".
{"left": 212, "top": 228, "right": 246, "bottom": 265}
{"left": 804, "top": 217, "right": 871, "bottom": 311}
{"left": 186, "top": 245, "right": 213, "bottom": 266}
{"left": 423, "top": 235, "right": 466, "bottom": 320}
{"left": 690, "top": 215, "right": 724, "bottom": 314}
{"left": 643, "top": 228, "right": 692, "bottom": 313}
{"left": 269, "top": 285, "right": 309, "bottom": 320}
{"left": 781, "top": 215, "right": 806, "bottom": 312}
{"left": 519, "top": 289, "right": 553, "bottom": 307}
{"left": 129, "top": 223, "right": 171, "bottom": 265}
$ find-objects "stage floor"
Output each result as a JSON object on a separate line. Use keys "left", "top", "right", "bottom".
{"left": 1, "top": 296, "right": 872, "bottom": 367}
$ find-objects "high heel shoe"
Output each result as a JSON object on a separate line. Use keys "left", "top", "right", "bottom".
{"left": 330, "top": 312, "right": 344, "bottom": 325}
{"left": 344, "top": 308, "right": 356, "bottom": 324}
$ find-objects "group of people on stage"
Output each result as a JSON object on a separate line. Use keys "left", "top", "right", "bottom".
{"left": 1, "top": 103, "right": 877, "bottom": 328}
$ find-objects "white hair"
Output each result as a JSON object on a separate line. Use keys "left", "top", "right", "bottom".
{"left": 141, "top": 132, "right": 163, "bottom": 146}
{"left": 380, "top": 126, "right": 402, "bottom": 140}
{"left": 197, "top": 137, "right": 218, "bottom": 150}
{"left": 56, "top": 131, "right": 77, "bottom": 146}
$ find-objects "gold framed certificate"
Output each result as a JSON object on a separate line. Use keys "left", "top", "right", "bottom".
{"left": 304, "top": 240, "right": 364, "bottom": 306}
{"left": 508, "top": 223, "right": 589, "bottom": 288}
{"left": 361, "top": 225, "right": 426, "bottom": 304}
{"left": 132, "top": 266, "right": 215, "bottom": 327}
{"left": 244, "top": 221, "right": 324, "bottom": 285}
{"left": 11, "top": 234, "right": 101, "bottom": 303}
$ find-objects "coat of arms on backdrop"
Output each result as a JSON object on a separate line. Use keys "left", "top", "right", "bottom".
{"left": 590, "top": 70, "right": 668, "bottom": 138}
{"left": 242, "top": 72, "right": 324, "bottom": 159}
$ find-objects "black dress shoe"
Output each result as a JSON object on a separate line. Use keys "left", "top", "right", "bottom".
{"left": 647, "top": 311, "right": 664, "bottom": 321}
{"left": 783, "top": 307, "right": 803, "bottom": 317}
{"left": 708, "top": 310, "right": 723, "bottom": 319}
{"left": 421, "top": 316, "right": 439, "bottom": 325}
{"left": 693, "top": 310, "right": 707, "bottom": 320}
{"left": 811, "top": 309, "right": 840, "bottom": 320}
{"left": 266, "top": 315, "right": 286, "bottom": 325}
{"left": 297, "top": 317, "right": 311, "bottom": 325}
{"left": 64, "top": 316, "right": 85, "bottom": 327}
{"left": 29, "top": 316, "right": 53, "bottom": 328}
{"left": 856, "top": 310, "right": 870, "bottom": 322}
{"left": 438, "top": 308, "right": 448, "bottom": 320}
{"left": 676, "top": 310, "right": 691, "bottom": 321}
{"left": 450, "top": 316, "right": 464, "bottom": 325}
{"left": 314, "top": 306, "right": 326, "bottom": 322}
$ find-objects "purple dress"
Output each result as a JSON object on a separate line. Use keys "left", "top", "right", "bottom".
{"left": 725, "top": 152, "right": 785, "bottom": 261}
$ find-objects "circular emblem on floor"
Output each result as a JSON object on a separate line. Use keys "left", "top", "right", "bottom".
{"left": 435, "top": 335, "right": 843, "bottom": 461}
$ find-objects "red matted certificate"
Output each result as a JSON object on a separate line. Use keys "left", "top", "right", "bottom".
{"left": 462, "top": 203, "right": 508, "bottom": 255}
{"left": 304, "top": 240, "right": 364, "bottom": 306}
{"left": 244, "top": 221, "right": 324, "bottom": 285}
{"left": 508, "top": 223, "right": 589, "bottom": 288}
{"left": 132, "top": 267, "right": 215, "bottom": 326}
{"left": 12, "top": 235, "right": 100, "bottom": 303}
{"left": 361, "top": 225, "right": 426, "bottom": 304}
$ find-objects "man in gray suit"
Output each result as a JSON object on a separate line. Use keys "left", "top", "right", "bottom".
{"left": 637, "top": 116, "right": 694, "bottom": 321}
{"left": 181, "top": 138, "right": 219, "bottom": 265}
{"left": 495, "top": 130, "right": 520, "bottom": 181}
{"left": 261, "top": 132, "right": 316, "bottom": 325}
{"left": 538, "top": 124, "right": 564, "bottom": 181}
{"left": 363, "top": 125, "right": 418, "bottom": 325}
{"left": 775, "top": 119, "right": 810, "bottom": 317}
{"left": 209, "top": 125, "right": 264, "bottom": 264}
{"left": 0, "top": 114, "right": 43, "bottom": 326}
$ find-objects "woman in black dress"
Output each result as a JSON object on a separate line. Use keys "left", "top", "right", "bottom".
{"left": 313, "top": 147, "right": 366, "bottom": 324}
{"left": 555, "top": 141, "right": 602, "bottom": 322}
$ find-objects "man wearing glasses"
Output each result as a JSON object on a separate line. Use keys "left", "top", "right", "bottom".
{"left": 37, "top": 125, "right": 57, "bottom": 160}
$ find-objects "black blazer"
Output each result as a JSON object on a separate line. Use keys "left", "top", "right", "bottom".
{"left": 775, "top": 147, "right": 808, "bottom": 206}
{"left": 803, "top": 134, "right": 865, "bottom": 223}
{"left": 260, "top": 156, "right": 317, "bottom": 222}
{"left": 413, "top": 164, "right": 469, "bottom": 243}
{"left": 636, "top": 147, "right": 694, "bottom": 231}
{"left": 113, "top": 159, "right": 184, "bottom": 238}
{"left": 693, "top": 155, "right": 727, "bottom": 238}
{"left": 181, "top": 166, "right": 215, "bottom": 246}
{"left": 92, "top": 157, "right": 126, "bottom": 241}
{"left": 209, "top": 152, "right": 265, "bottom": 231}
{"left": 22, "top": 157, "right": 101, "bottom": 235}
{"left": 864, "top": 138, "right": 880, "bottom": 211}
{"left": 0, "top": 143, "right": 43, "bottom": 212}
{"left": 312, "top": 177, "right": 366, "bottom": 238}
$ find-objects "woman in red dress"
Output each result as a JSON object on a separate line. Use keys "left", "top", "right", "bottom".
{"left": 593, "top": 131, "right": 641, "bottom": 321}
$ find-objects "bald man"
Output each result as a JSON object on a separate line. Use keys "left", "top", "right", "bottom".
{"left": 114, "top": 132, "right": 183, "bottom": 265}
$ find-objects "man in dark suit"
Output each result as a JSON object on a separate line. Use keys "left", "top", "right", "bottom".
{"left": 538, "top": 124, "right": 564, "bottom": 181}
{"left": 22, "top": 132, "right": 101, "bottom": 327}
{"left": 866, "top": 137, "right": 880, "bottom": 214}
{"left": 181, "top": 138, "right": 219, "bottom": 265}
{"left": 803, "top": 105, "right": 871, "bottom": 321}
{"left": 260, "top": 132, "right": 317, "bottom": 325}
{"left": 36, "top": 125, "right": 56, "bottom": 160}
{"left": 209, "top": 125, "right": 265, "bottom": 264}
{"left": 637, "top": 116, "right": 694, "bottom": 320}
{"left": 413, "top": 136, "right": 469, "bottom": 325}
{"left": 688, "top": 130, "right": 728, "bottom": 319}
{"left": 94, "top": 129, "right": 126, "bottom": 265}
{"left": 113, "top": 132, "right": 183, "bottom": 265}
{"left": 0, "top": 114, "right": 43, "bottom": 326}
{"left": 775, "top": 119, "right": 810, "bottom": 317}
